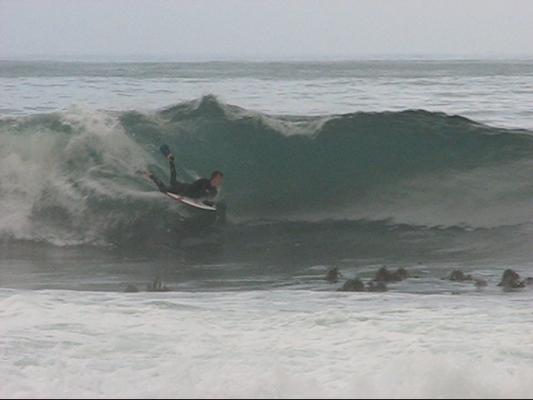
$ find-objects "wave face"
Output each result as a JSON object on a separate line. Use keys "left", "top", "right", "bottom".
{"left": 1, "top": 95, "right": 533, "bottom": 247}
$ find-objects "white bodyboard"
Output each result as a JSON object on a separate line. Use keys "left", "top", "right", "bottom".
{"left": 165, "top": 192, "right": 217, "bottom": 211}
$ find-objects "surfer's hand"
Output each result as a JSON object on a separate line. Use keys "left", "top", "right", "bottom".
{"left": 167, "top": 154, "right": 175, "bottom": 161}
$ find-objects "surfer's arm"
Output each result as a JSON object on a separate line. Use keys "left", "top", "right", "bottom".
{"left": 169, "top": 157, "right": 177, "bottom": 187}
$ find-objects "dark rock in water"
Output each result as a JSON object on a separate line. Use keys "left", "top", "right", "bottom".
{"left": 498, "top": 269, "right": 525, "bottom": 290}
{"left": 446, "top": 270, "right": 488, "bottom": 288}
{"left": 374, "top": 267, "right": 408, "bottom": 283}
{"left": 366, "top": 281, "right": 388, "bottom": 292}
{"left": 326, "top": 267, "right": 342, "bottom": 284}
{"left": 374, "top": 267, "right": 393, "bottom": 282}
{"left": 147, "top": 278, "right": 171, "bottom": 292}
{"left": 339, "top": 279, "right": 365, "bottom": 292}
{"left": 124, "top": 285, "right": 139, "bottom": 293}
{"left": 447, "top": 270, "right": 474, "bottom": 282}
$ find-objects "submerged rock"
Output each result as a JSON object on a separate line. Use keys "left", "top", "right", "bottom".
{"left": 374, "top": 267, "right": 408, "bottom": 283}
{"left": 339, "top": 279, "right": 365, "bottom": 292}
{"left": 124, "top": 285, "right": 139, "bottom": 293}
{"left": 474, "top": 278, "right": 488, "bottom": 289}
{"left": 396, "top": 267, "right": 409, "bottom": 281}
{"left": 325, "top": 267, "right": 342, "bottom": 284}
{"left": 498, "top": 269, "right": 525, "bottom": 290}
{"left": 338, "top": 278, "right": 387, "bottom": 293}
{"left": 366, "top": 281, "right": 388, "bottom": 292}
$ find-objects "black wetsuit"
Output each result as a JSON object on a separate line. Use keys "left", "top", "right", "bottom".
{"left": 149, "top": 158, "right": 218, "bottom": 199}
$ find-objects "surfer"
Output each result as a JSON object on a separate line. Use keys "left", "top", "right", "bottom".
{"left": 144, "top": 145, "right": 224, "bottom": 200}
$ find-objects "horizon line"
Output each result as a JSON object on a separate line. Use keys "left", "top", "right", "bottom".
{"left": 2, "top": 53, "right": 533, "bottom": 63}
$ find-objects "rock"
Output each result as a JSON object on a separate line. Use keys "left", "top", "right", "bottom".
{"left": 147, "top": 278, "right": 171, "bottom": 292}
{"left": 374, "top": 267, "right": 393, "bottom": 282}
{"left": 366, "top": 281, "right": 388, "bottom": 292}
{"left": 325, "top": 267, "right": 342, "bottom": 284}
{"left": 448, "top": 270, "right": 473, "bottom": 282}
{"left": 339, "top": 279, "right": 365, "bottom": 292}
{"left": 498, "top": 269, "right": 525, "bottom": 290}
{"left": 446, "top": 270, "right": 489, "bottom": 288}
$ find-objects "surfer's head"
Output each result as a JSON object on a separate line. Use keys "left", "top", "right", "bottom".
{"left": 210, "top": 171, "right": 224, "bottom": 188}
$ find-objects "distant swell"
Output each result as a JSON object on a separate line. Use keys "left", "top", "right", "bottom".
{"left": 1, "top": 95, "right": 533, "bottom": 247}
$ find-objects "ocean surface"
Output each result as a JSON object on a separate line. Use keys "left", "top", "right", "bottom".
{"left": 1, "top": 60, "right": 533, "bottom": 398}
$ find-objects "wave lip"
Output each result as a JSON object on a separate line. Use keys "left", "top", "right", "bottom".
{"left": 124, "top": 96, "right": 533, "bottom": 224}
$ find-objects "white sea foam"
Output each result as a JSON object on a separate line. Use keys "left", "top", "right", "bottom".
{"left": 0, "top": 109, "right": 162, "bottom": 245}
{"left": 1, "top": 289, "right": 532, "bottom": 398}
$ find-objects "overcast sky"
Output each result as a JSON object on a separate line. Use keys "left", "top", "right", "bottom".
{"left": 1, "top": 0, "right": 533, "bottom": 60}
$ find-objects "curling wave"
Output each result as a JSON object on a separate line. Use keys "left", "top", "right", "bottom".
{"left": 1, "top": 95, "right": 532, "bottom": 246}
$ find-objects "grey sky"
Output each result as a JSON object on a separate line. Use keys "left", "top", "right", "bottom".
{"left": 1, "top": 0, "right": 533, "bottom": 60}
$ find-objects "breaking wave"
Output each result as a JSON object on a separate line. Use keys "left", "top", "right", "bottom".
{"left": 1, "top": 95, "right": 532, "bottom": 247}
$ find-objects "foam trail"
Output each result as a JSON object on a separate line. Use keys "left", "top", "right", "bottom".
{"left": 1, "top": 289, "right": 532, "bottom": 398}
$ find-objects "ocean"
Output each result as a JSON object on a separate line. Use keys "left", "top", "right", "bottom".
{"left": 1, "top": 59, "right": 532, "bottom": 398}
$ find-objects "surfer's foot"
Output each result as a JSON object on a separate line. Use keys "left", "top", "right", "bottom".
{"left": 135, "top": 169, "right": 152, "bottom": 178}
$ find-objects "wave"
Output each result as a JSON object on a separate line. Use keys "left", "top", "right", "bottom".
{"left": 1, "top": 95, "right": 533, "bottom": 246}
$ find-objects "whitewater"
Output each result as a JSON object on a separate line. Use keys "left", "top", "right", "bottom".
{"left": 1, "top": 60, "right": 533, "bottom": 398}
